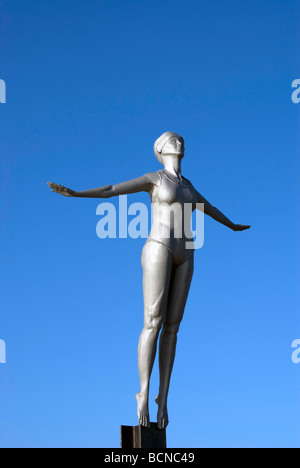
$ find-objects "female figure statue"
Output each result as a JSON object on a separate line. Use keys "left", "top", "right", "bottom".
{"left": 48, "top": 132, "right": 250, "bottom": 429}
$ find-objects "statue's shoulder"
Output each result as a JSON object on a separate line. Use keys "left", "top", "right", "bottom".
{"left": 182, "top": 175, "right": 191, "bottom": 184}
{"left": 181, "top": 175, "right": 195, "bottom": 189}
{"left": 145, "top": 171, "right": 162, "bottom": 186}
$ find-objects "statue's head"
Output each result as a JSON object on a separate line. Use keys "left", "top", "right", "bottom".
{"left": 154, "top": 132, "right": 185, "bottom": 164}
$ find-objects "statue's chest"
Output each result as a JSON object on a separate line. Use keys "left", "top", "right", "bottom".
{"left": 154, "top": 175, "right": 197, "bottom": 206}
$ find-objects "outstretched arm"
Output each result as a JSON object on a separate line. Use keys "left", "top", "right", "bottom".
{"left": 196, "top": 190, "right": 250, "bottom": 231}
{"left": 48, "top": 173, "right": 160, "bottom": 198}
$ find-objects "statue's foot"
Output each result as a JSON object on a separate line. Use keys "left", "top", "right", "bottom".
{"left": 136, "top": 392, "right": 150, "bottom": 428}
{"left": 155, "top": 394, "right": 169, "bottom": 429}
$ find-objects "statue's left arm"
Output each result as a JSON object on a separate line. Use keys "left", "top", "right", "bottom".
{"left": 196, "top": 190, "right": 250, "bottom": 232}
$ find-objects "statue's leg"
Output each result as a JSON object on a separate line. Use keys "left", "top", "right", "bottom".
{"left": 136, "top": 241, "right": 173, "bottom": 427}
{"left": 156, "top": 254, "right": 194, "bottom": 429}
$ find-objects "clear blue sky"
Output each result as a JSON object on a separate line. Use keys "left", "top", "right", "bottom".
{"left": 0, "top": 0, "right": 300, "bottom": 448}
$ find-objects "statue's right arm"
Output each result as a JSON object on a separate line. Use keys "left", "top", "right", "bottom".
{"left": 48, "top": 173, "right": 160, "bottom": 198}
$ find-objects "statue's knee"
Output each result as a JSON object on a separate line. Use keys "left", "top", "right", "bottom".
{"left": 146, "top": 315, "right": 163, "bottom": 332}
{"left": 164, "top": 321, "right": 180, "bottom": 336}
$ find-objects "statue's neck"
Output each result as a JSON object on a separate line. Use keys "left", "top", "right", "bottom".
{"left": 162, "top": 156, "right": 182, "bottom": 179}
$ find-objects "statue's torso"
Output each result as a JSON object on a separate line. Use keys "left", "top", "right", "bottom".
{"left": 146, "top": 170, "right": 199, "bottom": 262}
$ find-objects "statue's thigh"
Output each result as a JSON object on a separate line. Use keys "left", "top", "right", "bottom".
{"left": 166, "top": 254, "right": 194, "bottom": 328}
{"left": 141, "top": 241, "right": 173, "bottom": 324}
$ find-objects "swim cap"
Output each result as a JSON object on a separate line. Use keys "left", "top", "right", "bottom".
{"left": 154, "top": 132, "right": 183, "bottom": 164}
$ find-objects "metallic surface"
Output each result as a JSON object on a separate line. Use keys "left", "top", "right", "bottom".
{"left": 48, "top": 132, "right": 250, "bottom": 429}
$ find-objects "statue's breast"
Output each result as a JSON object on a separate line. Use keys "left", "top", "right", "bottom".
{"left": 153, "top": 172, "right": 198, "bottom": 206}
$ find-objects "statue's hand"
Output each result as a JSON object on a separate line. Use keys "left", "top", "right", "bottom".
{"left": 232, "top": 224, "right": 251, "bottom": 231}
{"left": 47, "top": 182, "right": 74, "bottom": 197}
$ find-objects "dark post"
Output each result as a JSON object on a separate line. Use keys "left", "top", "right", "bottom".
{"left": 120, "top": 423, "right": 167, "bottom": 448}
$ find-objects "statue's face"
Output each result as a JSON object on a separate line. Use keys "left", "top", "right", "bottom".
{"left": 161, "top": 136, "right": 185, "bottom": 158}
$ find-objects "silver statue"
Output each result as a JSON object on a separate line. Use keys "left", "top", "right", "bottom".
{"left": 48, "top": 132, "right": 250, "bottom": 429}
